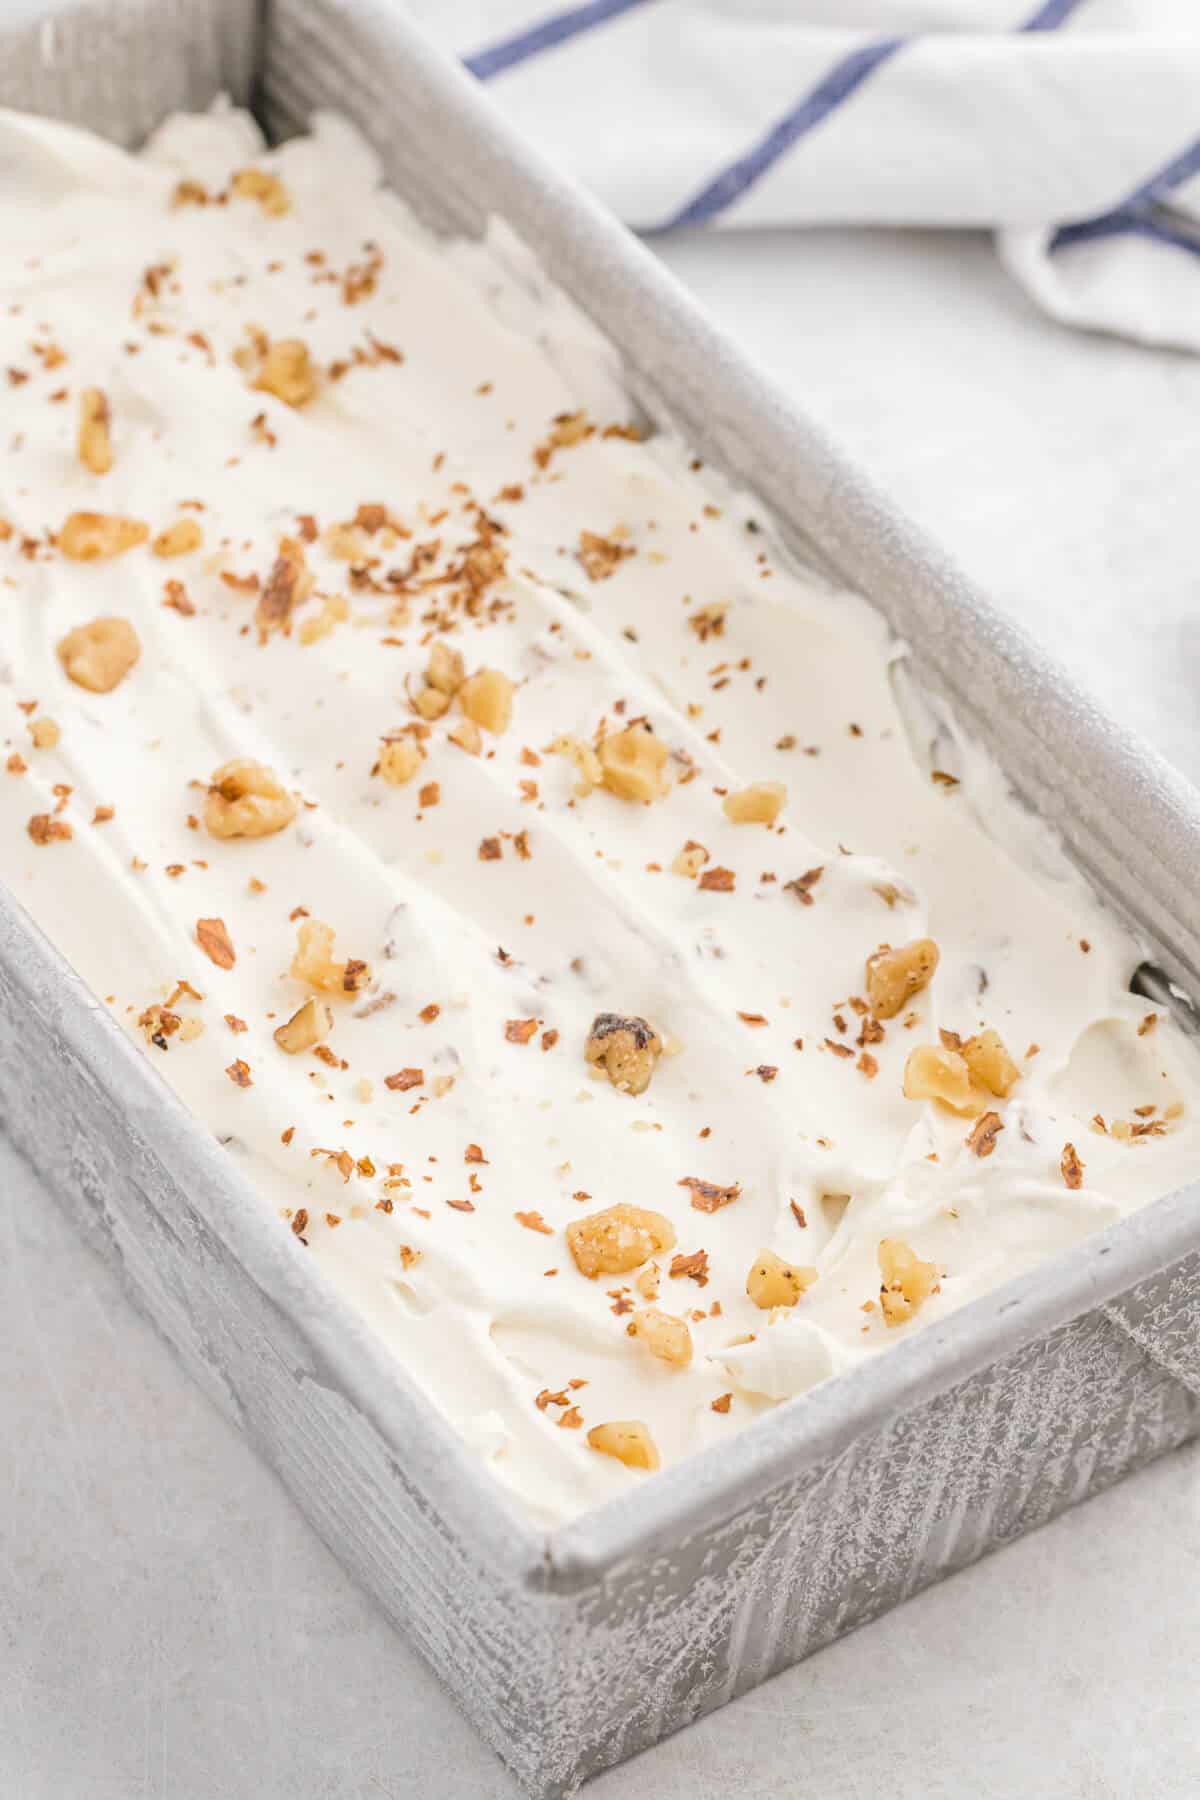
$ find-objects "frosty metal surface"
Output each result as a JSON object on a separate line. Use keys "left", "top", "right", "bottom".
{"left": 1, "top": 4, "right": 1198, "bottom": 1795}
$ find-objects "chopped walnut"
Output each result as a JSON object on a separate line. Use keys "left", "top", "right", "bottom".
{"left": 230, "top": 168, "right": 291, "bottom": 215}
{"left": 671, "top": 840, "right": 709, "bottom": 878}
{"left": 256, "top": 537, "right": 312, "bottom": 641}
{"left": 723, "top": 782, "right": 786, "bottom": 826}
{"left": 274, "top": 996, "right": 334, "bottom": 1055}
{"left": 959, "top": 1027, "right": 1020, "bottom": 1098}
{"left": 77, "top": 388, "right": 113, "bottom": 475}
{"left": 56, "top": 616, "right": 141, "bottom": 692}
{"left": 631, "top": 1307, "right": 693, "bottom": 1368}
{"left": 746, "top": 1249, "right": 817, "bottom": 1310}
{"left": 865, "top": 938, "right": 939, "bottom": 1020}
{"left": 679, "top": 1176, "right": 740, "bottom": 1213}
{"left": 195, "top": 916, "right": 236, "bottom": 970}
{"left": 27, "top": 813, "right": 72, "bottom": 845}
{"left": 427, "top": 640, "right": 465, "bottom": 697}
{"left": 152, "top": 518, "right": 203, "bottom": 558}
{"left": 903, "top": 1044, "right": 988, "bottom": 1117}
{"left": 448, "top": 718, "right": 482, "bottom": 755}
{"left": 878, "top": 1238, "right": 940, "bottom": 1327}
{"left": 204, "top": 760, "right": 297, "bottom": 839}
{"left": 28, "top": 717, "right": 60, "bottom": 750}
{"left": 585, "top": 1012, "right": 663, "bottom": 1096}
{"left": 548, "top": 734, "right": 602, "bottom": 797}
{"left": 459, "top": 668, "right": 514, "bottom": 736}
{"left": 252, "top": 337, "right": 318, "bottom": 408}
{"left": 597, "top": 723, "right": 671, "bottom": 804}
{"left": 290, "top": 919, "right": 370, "bottom": 996}
{"left": 566, "top": 1203, "right": 676, "bottom": 1279}
{"left": 377, "top": 738, "right": 423, "bottom": 786}
{"left": 1061, "top": 1143, "right": 1084, "bottom": 1189}
{"left": 586, "top": 1420, "right": 660, "bottom": 1472}
{"left": 58, "top": 512, "right": 148, "bottom": 561}
{"left": 577, "top": 529, "right": 633, "bottom": 581}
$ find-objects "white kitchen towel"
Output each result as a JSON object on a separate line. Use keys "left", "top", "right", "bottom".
{"left": 402, "top": 0, "right": 1200, "bottom": 354}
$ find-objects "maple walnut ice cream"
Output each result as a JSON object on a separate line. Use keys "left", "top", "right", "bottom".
{"left": 1, "top": 104, "right": 1198, "bottom": 1525}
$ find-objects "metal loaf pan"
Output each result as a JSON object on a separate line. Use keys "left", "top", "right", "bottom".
{"left": 3, "top": 2, "right": 1200, "bottom": 1794}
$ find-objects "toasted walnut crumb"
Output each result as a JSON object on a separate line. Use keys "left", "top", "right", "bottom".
{"left": 878, "top": 1238, "right": 940, "bottom": 1326}
{"left": 711, "top": 1393, "right": 733, "bottom": 1415}
{"left": 567, "top": 1204, "right": 676, "bottom": 1279}
{"left": 723, "top": 782, "right": 786, "bottom": 826}
{"left": 1061, "top": 1143, "right": 1084, "bottom": 1189}
{"left": 688, "top": 603, "right": 727, "bottom": 641}
{"left": 966, "top": 1110, "right": 1004, "bottom": 1157}
{"left": 515, "top": 1210, "right": 554, "bottom": 1235}
{"left": 250, "top": 337, "right": 318, "bottom": 407}
{"left": 77, "top": 388, "right": 113, "bottom": 474}
{"left": 385, "top": 1068, "right": 424, "bottom": 1091}
{"left": 225, "top": 1059, "right": 253, "bottom": 1088}
{"left": 426, "top": 640, "right": 465, "bottom": 697}
{"left": 584, "top": 1012, "right": 663, "bottom": 1096}
{"left": 274, "top": 996, "right": 333, "bottom": 1055}
{"left": 586, "top": 1420, "right": 660, "bottom": 1472}
{"left": 28, "top": 812, "right": 72, "bottom": 845}
{"left": 231, "top": 167, "right": 291, "bottom": 215}
{"left": 866, "top": 938, "right": 939, "bottom": 1019}
{"left": 577, "top": 529, "right": 633, "bottom": 581}
{"left": 679, "top": 1176, "right": 740, "bottom": 1213}
{"left": 137, "top": 1004, "right": 180, "bottom": 1048}
{"left": 597, "top": 723, "right": 670, "bottom": 804}
{"left": 195, "top": 916, "right": 236, "bottom": 970}
{"left": 7, "top": 754, "right": 27, "bottom": 775}
{"left": 448, "top": 718, "right": 482, "bottom": 755}
{"left": 152, "top": 518, "right": 203, "bottom": 558}
{"left": 505, "top": 1017, "right": 539, "bottom": 1045}
{"left": 746, "top": 1249, "right": 817, "bottom": 1310}
{"left": 255, "top": 537, "right": 312, "bottom": 641}
{"left": 784, "top": 866, "right": 824, "bottom": 906}
{"left": 56, "top": 616, "right": 141, "bottom": 693}
{"left": 548, "top": 734, "right": 602, "bottom": 797}
{"left": 58, "top": 512, "right": 148, "bottom": 561}
{"left": 698, "top": 866, "right": 735, "bottom": 893}
{"left": 903, "top": 1043, "right": 988, "bottom": 1117}
{"left": 290, "top": 919, "right": 369, "bottom": 995}
{"left": 631, "top": 1307, "right": 692, "bottom": 1368}
{"left": 204, "top": 759, "right": 296, "bottom": 839}
{"left": 1137, "top": 1013, "right": 1158, "bottom": 1037}
{"left": 459, "top": 668, "right": 514, "bottom": 736}
{"left": 371, "top": 733, "right": 421, "bottom": 791}
{"left": 669, "top": 1249, "right": 709, "bottom": 1287}
{"left": 28, "top": 717, "right": 60, "bottom": 750}
{"left": 634, "top": 1262, "right": 660, "bottom": 1301}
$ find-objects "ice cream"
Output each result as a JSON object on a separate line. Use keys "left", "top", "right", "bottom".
{"left": 1, "top": 104, "right": 1196, "bottom": 1525}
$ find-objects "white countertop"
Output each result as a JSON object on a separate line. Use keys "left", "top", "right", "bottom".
{"left": 4, "top": 224, "right": 1200, "bottom": 1800}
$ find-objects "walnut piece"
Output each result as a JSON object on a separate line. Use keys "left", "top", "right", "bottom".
{"left": 959, "top": 1027, "right": 1020, "bottom": 1098}
{"left": 447, "top": 717, "right": 481, "bottom": 755}
{"left": 902, "top": 1043, "right": 988, "bottom": 1117}
{"left": 577, "top": 529, "right": 633, "bottom": 581}
{"left": 586, "top": 1420, "right": 660, "bottom": 1472}
{"left": 230, "top": 168, "right": 291, "bottom": 215}
{"left": 671, "top": 841, "right": 709, "bottom": 878}
{"left": 377, "top": 738, "right": 423, "bottom": 786}
{"left": 866, "top": 937, "right": 940, "bottom": 1020}
{"left": 204, "top": 760, "right": 297, "bottom": 839}
{"left": 274, "top": 996, "right": 334, "bottom": 1055}
{"left": 459, "top": 668, "right": 514, "bottom": 735}
{"left": 548, "top": 734, "right": 602, "bottom": 797}
{"left": 153, "top": 518, "right": 203, "bottom": 558}
{"left": 566, "top": 1203, "right": 676, "bottom": 1279}
{"left": 723, "top": 782, "right": 786, "bottom": 826}
{"left": 878, "top": 1238, "right": 940, "bottom": 1327}
{"left": 965, "top": 1110, "right": 1004, "bottom": 1157}
{"left": 252, "top": 338, "right": 318, "bottom": 408}
{"left": 290, "top": 919, "right": 370, "bottom": 996}
{"left": 56, "top": 616, "right": 141, "bottom": 692}
{"left": 631, "top": 1307, "right": 692, "bottom": 1368}
{"left": 597, "top": 723, "right": 671, "bottom": 804}
{"left": 28, "top": 717, "right": 60, "bottom": 750}
{"left": 746, "top": 1249, "right": 817, "bottom": 1310}
{"left": 427, "top": 640, "right": 465, "bottom": 696}
{"left": 1061, "top": 1142, "right": 1084, "bottom": 1189}
{"left": 77, "top": 388, "right": 113, "bottom": 475}
{"left": 256, "top": 536, "right": 312, "bottom": 641}
{"left": 584, "top": 1012, "right": 663, "bottom": 1096}
{"left": 58, "top": 512, "right": 148, "bottom": 562}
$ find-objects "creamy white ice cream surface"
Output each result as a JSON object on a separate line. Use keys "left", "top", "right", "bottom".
{"left": 1, "top": 105, "right": 1197, "bottom": 1524}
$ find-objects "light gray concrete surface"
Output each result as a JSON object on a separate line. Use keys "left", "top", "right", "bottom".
{"left": 4, "top": 227, "right": 1200, "bottom": 1799}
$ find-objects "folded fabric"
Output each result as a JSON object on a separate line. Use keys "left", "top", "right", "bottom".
{"left": 402, "top": 0, "right": 1200, "bottom": 354}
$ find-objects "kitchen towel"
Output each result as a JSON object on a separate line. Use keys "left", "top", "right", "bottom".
{"left": 403, "top": 1, "right": 1200, "bottom": 354}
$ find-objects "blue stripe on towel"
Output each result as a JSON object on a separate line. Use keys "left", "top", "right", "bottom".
{"left": 464, "top": 0, "right": 658, "bottom": 81}
{"left": 657, "top": 36, "right": 906, "bottom": 232}
{"left": 1020, "top": 0, "right": 1089, "bottom": 29}
{"left": 1052, "top": 133, "right": 1200, "bottom": 261}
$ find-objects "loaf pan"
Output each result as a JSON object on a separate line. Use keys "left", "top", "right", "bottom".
{"left": 2, "top": 3, "right": 1199, "bottom": 1794}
